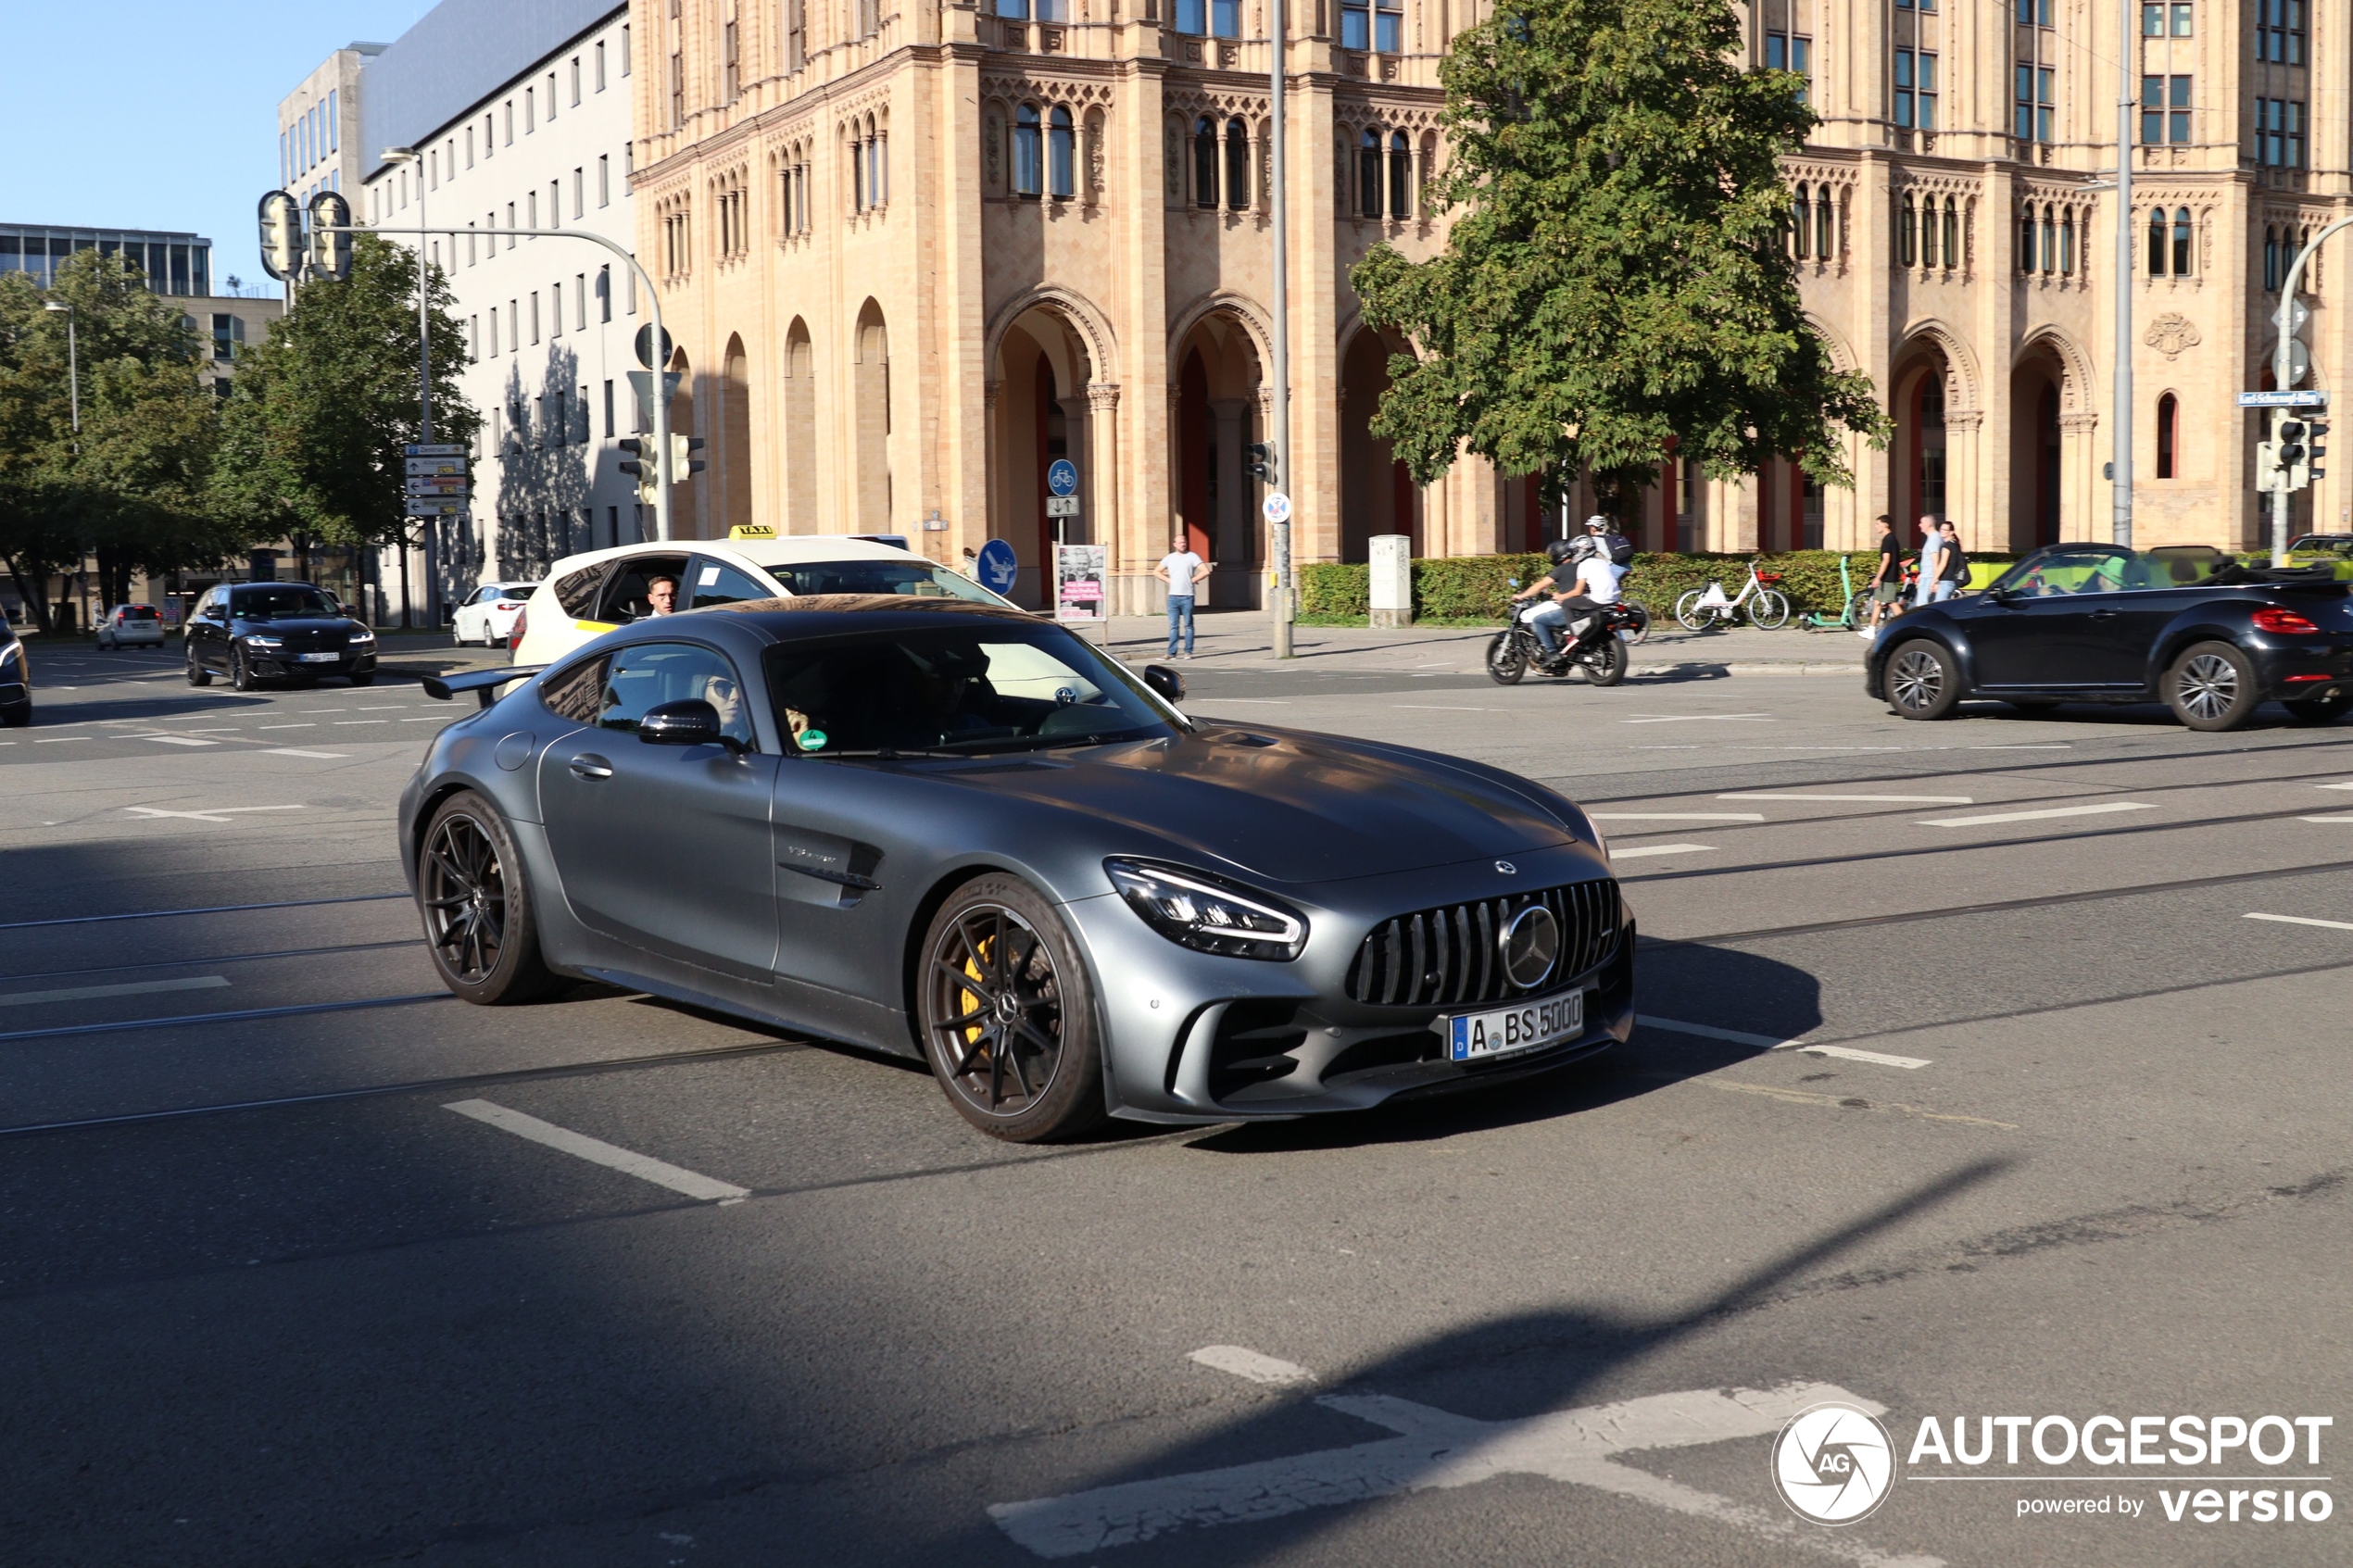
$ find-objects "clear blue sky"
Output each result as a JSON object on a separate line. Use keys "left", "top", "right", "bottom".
{"left": 11, "top": 0, "right": 437, "bottom": 294}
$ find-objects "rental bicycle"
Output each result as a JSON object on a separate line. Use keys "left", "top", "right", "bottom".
{"left": 1675, "top": 559, "right": 1791, "bottom": 631}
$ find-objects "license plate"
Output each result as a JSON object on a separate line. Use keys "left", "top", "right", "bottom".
{"left": 298, "top": 652, "right": 341, "bottom": 663}
{"left": 1446, "top": 988, "right": 1586, "bottom": 1062}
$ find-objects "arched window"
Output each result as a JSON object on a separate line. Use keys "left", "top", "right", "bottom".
{"left": 2060, "top": 210, "right": 2075, "bottom": 275}
{"left": 1943, "top": 197, "right": 1959, "bottom": 270}
{"left": 1049, "top": 105, "right": 1075, "bottom": 199}
{"left": 2037, "top": 206, "right": 2053, "bottom": 273}
{"left": 2265, "top": 225, "right": 2280, "bottom": 291}
{"left": 2019, "top": 207, "right": 2035, "bottom": 273}
{"left": 1816, "top": 185, "right": 1834, "bottom": 258}
{"left": 2156, "top": 394, "right": 2178, "bottom": 480}
{"left": 2147, "top": 206, "right": 2168, "bottom": 275}
{"left": 2171, "top": 207, "right": 2192, "bottom": 276}
{"left": 1388, "top": 131, "right": 1410, "bottom": 219}
{"left": 1360, "top": 128, "right": 1384, "bottom": 219}
{"left": 1792, "top": 186, "right": 1810, "bottom": 258}
{"left": 1920, "top": 196, "right": 1938, "bottom": 269}
{"left": 1194, "top": 117, "right": 1218, "bottom": 207}
{"left": 1014, "top": 104, "right": 1042, "bottom": 197}
{"left": 850, "top": 129, "right": 865, "bottom": 211}
{"left": 1898, "top": 194, "right": 1916, "bottom": 266}
{"left": 868, "top": 118, "right": 886, "bottom": 208}
{"left": 1225, "top": 119, "right": 1249, "bottom": 210}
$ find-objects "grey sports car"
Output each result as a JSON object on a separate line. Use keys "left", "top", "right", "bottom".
{"left": 397, "top": 597, "right": 1634, "bottom": 1140}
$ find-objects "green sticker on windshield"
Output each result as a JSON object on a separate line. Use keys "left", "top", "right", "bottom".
{"left": 799, "top": 729, "right": 828, "bottom": 750}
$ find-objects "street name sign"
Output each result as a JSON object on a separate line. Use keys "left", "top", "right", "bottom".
{"left": 2238, "top": 391, "right": 2330, "bottom": 408}
{"left": 405, "top": 443, "right": 466, "bottom": 457}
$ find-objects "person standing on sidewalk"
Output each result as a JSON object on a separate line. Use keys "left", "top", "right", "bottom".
{"left": 1862, "top": 515, "right": 1902, "bottom": 639}
{"left": 1932, "top": 520, "right": 1968, "bottom": 601}
{"left": 1155, "top": 536, "right": 1214, "bottom": 659}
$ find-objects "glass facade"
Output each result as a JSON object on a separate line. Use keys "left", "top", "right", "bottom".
{"left": 0, "top": 226, "right": 212, "bottom": 295}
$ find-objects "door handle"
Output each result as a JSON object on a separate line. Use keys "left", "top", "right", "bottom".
{"left": 568, "top": 754, "right": 613, "bottom": 780}
{"left": 2089, "top": 609, "right": 2120, "bottom": 620}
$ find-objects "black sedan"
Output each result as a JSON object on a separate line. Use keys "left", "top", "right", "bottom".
{"left": 1867, "top": 543, "right": 2353, "bottom": 731}
{"left": 397, "top": 597, "right": 1632, "bottom": 1141}
{"left": 0, "top": 618, "right": 28, "bottom": 727}
{"left": 184, "top": 582, "right": 378, "bottom": 690}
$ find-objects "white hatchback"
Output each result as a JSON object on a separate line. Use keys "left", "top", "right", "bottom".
{"left": 451, "top": 582, "right": 540, "bottom": 646}
{"left": 509, "top": 529, "right": 1018, "bottom": 665}
{"left": 94, "top": 604, "right": 167, "bottom": 649}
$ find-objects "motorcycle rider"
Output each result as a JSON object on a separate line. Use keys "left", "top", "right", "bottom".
{"left": 1508, "top": 518, "right": 1623, "bottom": 665}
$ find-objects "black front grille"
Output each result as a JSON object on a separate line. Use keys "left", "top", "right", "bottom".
{"left": 1344, "top": 880, "right": 1620, "bottom": 1010}
{"left": 273, "top": 628, "right": 346, "bottom": 652}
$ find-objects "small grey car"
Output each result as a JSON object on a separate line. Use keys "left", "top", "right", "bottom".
{"left": 398, "top": 597, "right": 1634, "bottom": 1140}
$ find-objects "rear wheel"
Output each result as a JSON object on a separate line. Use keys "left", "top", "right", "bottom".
{"left": 417, "top": 792, "right": 554, "bottom": 1005}
{"left": 1485, "top": 632, "right": 1527, "bottom": 685}
{"left": 1620, "top": 600, "right": 1653, "bottom": 646}
{"left": 2163, "top": 641, "right": 2259, "bottom": 732}
{"left": 2282, "top": 687, "right": 2353, "bottom": 725}
{"left": 917, "top": 875, "right": 1104, "bottom": 1142}
{"left": 1747, "top": 589, "right": 1792, "bottom": 630}
{"left": 1885, "top": 640, "right": 1961, "bottom": 720}
{"left": 1579, "top": 635, "right": 1629, "bottom": 687}
{"left": 184, "top": 646, "right": 211, "bottom": 687}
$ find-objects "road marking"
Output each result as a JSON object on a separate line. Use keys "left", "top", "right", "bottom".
{"left": 258, "top": 723, "right": 316, "bottom": 730}
{"left": 1621, "top": 713, "right": 1775, "bottom": 724}
{"left": 2245, "top": 911, "right": 2353, "bottom": 933}
{"left": 265, "top": 748, "right": 348, "bottom": 759}
{"left": 2315, "top": 783, "right": 2353, "bottom": 791}
{"left": 1639, "top": 1017, "right": 1930, "bottom": 1070}
{"left": 1969, "top": 743, "right": 2070, "bottom": 749}
{"left": 1591, "top": 812, "right": 1763, "bottom": 822}
{"left": 299, "top": 709, "right": 348, "bottom": 714}
{"left": 1394, "top": 704, "right": 1494, "bottom": 711}
{"left": 142, "top": 734, "right": 220, "bottom": 746}
{"left": 333, "top": 720, "right": 390, "bottom": 726}
{"left": 32, "top": 736, "right": 89, "bottom": 743}
{"left": 1917, "top": 802, "right": 2153, "bottom": 828}
{"left": 0, "top": 974, "right": 229, "bottom": 1007}
{"left": 1721, "top": 793, "right": 1972, "bottom": 804}
{"left": 1699, "top": 1081, "right": 2014, "bottom": 1130}
{"left": 1611, "top": 843, "right": 1714, "bottom": 859}
{"left": 0, "top": 892, "right": 405, "bottom": 932}
{"left": 1189, "top": 1346, "right": 1315, "bottom": 1386}
{"left": 355, "top": 705, "right": 405, "bottom": 711}
{"left": 124, "top": 805, "right": 306, "bottom": 823}
{"left": 988, "top": 1381, "right": 1939, "bottom": 1567}
{"left": 2296, "top": 815, "right": 2353, "bottom": 824}
{"left": 0, "top": 992, "right": 441, "bottom": 1043}
{"left": 443, "top": 1099, "right": 749, "bottom": 1203}
{"left": 403, "top": 715, "right": 448, "bottom": 722}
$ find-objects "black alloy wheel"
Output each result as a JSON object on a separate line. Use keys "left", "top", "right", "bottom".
{"left": 917, "top": 875, "right": 1103, "bottom": 1142}
{"left": 2164, "top": 641, "right": 2259, "bottom": 733}
{"left": 185, "top": 645, "right": 211, "bottom": 686}
{"left": 1486, "top": 631, "right": 1528, "bottom": 685}
{"left": 1885, "top": 640, "right": 1961, "bottom": 720}
{"left": 230, "top": 646, "right": 256, "bottom": 692}
{"left": 417, "top": 792, "right": 553, "bottom": 1005}
{"left": 2282, "top": 686, "right": 2353, "bottom": 725}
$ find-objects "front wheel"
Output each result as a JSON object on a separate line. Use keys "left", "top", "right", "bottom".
{"left": 1748, "top": 590, "right": 1791, "bottom": 630}
{"left": 2282, "top": 687, "right": 2353, "bottom": 725}
{"left": 1885, "top": 639, "right": 1961, "bottom": 720}
{"left": 1674, "top": 590, "right": 1711, "bottom": 631}
{"left": 918, "top": 875, "right": 1105, "bottom": 1143}
{"left": 2164, "top": 642, "right": 2259, "bottom": 732}
{"left": 1486, "top": 631, "right": 1528, "bottom": 685}
{"left": 417, "top": 792, "right": 555, "bottom": 1004}
{"left": 1579, "top": 635, "right": 1629, "bottom": 687}
{"left": 230, "top": 647, "right": 256, "bottom": 692}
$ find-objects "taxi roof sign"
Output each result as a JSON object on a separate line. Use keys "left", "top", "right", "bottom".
{"left": 728, "top": 524, "right": 778, "bottom": 540}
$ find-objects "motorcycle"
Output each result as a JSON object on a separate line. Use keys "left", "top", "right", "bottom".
{"left": 1487, "top": 597, "right": 1636, "bottom": 686}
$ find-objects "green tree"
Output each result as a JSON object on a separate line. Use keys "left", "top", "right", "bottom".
{"left": 1351, "top": 0, "right": 1889, "bottom": 524}
{"left": 214, "top": 233, "right": 477, "bottom": 574}
{"left": 0, "top": 253, "right": 227, "bottom": 631}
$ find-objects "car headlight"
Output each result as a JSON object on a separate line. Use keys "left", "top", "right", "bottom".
{"left": 348, "top": 629, "right": 375, "bottom": 644}
{"left": 0, "top": 642, "right": 21, "bottom": 674}
{"left": 1105, "top": 859, "right": 1307, "bottom": 960}
{"left": 242, "top": 634, "right": 283, "bottom": 647}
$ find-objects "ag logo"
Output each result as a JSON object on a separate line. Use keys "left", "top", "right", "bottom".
{"left": 1770, "top": 1401, "right": 1896, "bottom": 1525}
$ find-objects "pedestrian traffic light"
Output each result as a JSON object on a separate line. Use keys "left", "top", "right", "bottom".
{"left": 1245, "top": 442, "right": 1280, "bottom": 486}
{"left": 307, "top": 191, "right": 351, "bottom": 282}
{"left": 672, "top": 433, "right": 708, "bottom": 475}
{"left": 258, "top": 191, "right": 303, "bottom": 282}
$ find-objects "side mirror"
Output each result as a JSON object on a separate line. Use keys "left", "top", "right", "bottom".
{"left": 1142, "top": 664, "right": 1186, "bottom": 704}
{"left": 638, "top": 698, "right": 725, "bottom": 747}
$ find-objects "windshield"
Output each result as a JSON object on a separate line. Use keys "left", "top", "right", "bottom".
{"left": 1992, "top": 547, "right": 2229, "bottom": 596}
{"left": 764, "top": 625, "right": 1179, "bottom": 757}
{"left": 230, "top": 586, "right": 341, "bottom": 621}
{"left": 762, "top": 558, "right": 1010, "bottom": 606}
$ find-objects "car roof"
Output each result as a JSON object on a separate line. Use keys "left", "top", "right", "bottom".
{"left": 713, "top": 595, "right": 1045, "bottom": 640}
{"left": 539, "top": 535, "right": 918, "bottom": 583}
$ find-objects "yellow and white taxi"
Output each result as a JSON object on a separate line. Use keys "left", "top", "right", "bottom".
{"left": 509, "top": 527, "right": 1016, "bottom": 665}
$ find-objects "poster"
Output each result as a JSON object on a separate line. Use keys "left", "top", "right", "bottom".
{"left": 1054, "top": 544, "right": 1107, "bottom": 624}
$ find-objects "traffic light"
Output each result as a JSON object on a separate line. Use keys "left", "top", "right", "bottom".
{"left": 1245, "top": 442, "right": 1280, "bottom": 487}
{"left": 2280, "top": 419, "right": 2312, "bottom": 492}
{"left": 258, "top": 191, "right": 303, "bottom": 281}
{"left": 2306, "top": 419, "right": 2330, "bottom": 483}
{"left": 307, "top": 191, "right": 351, "bottom": 281}
{"left": 616, "top": 438, "right": 658, "bottom": 506}
{"left": 672, "top": 433, "right": 708, "bottom": 475}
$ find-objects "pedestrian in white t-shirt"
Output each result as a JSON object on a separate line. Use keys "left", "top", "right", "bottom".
{"left": 1154, "top": 539, "right": 1214, "bottom": 658}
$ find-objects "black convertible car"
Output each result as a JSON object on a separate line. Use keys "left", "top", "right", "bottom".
{"left": 399, "top": 597, "right": 1633, "bottom": 1141}
{"left": 1867, "top": 543, "right": 2353, "bottom": 730}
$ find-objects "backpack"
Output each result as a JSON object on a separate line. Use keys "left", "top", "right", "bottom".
{"left": 1604, "top": 530, "right": 1635, "bottom": 568}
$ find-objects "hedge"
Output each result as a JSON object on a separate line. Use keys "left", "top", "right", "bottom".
{"left": 1299, "top": 549, "right": 2021, "bottom": 625}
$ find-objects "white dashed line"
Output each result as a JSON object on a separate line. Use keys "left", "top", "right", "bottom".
{"left": 0, "top": 975, "right": 229, "bottom": 1007}
{"left": 2245, "top": 911, "right": 2353, "bottom": 933}
{"left": 1590, "top": 812, "right": 1763, "bottom": 822}
{"left": 1620, "top": 713, "right": 1775, "bottom": 724}
{"left": 1189, "top": 1346, "right": 1315, "bottom": 1386}
{"left": 1721, "top": 793, "right": 1972, "bottom": 804}
{"left": 333, "top": 721, "right": 390, "bottom": 726}
{"left": 1610, "top": 842, "right": 1714, "bottom": 859}
{"left": 1917, "top": 802, "right": 2153, "bottom": 828}
{"left": 1638, "top": 1016, "right": 1930, "bottom": 1070}
{"left": 265, "top": 748, "right": 348, "bottom": 759}
{"left": 143, "top": 735, "right": 220, "bottom": 746}
{"left": 443, "top": 1099, "right": 749, "bottom": 1202}
{"left": 1794, "top": 1044, "right": 1933, "bottom": 1071}
{"left": 2296, "top": 815, "right": 2353, "bottom": 824}
{"left": 258, "top": 723, "right": 316, "bottom": 730}
{"left": 32, "top": 736, "right": 89, "bottom": 743}
{"left": 403, "top": 716, "right": 448, "bottom": 722}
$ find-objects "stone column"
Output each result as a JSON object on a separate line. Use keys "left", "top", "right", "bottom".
{"left": 2060, "top": 411, "right": 2101, "bottom": 544}
{"left": 1088, "top": 383, "right": 1121, "bottom": 570}
{"left": 1056, "top": 393, "right": 1089, "bottom": 549}
{"left": 982, "top": 377, "right": 1003, "bottom": 572}
{"left": 1210, "top": 397, "right": 1250, "bottom": 605}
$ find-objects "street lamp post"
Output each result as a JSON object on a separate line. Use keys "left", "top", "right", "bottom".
{"left": 380, "top": 147, "right": 442, "bottom": 630}
{"left": 2111, "top": 0, "right": 2133, "bottom": 549}
{"left": 1268, "top": 0, "right": 1292, "bottom": 658}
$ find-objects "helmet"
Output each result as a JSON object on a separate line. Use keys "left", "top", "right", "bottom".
{"left": 1585, "top": 515, "right": 1613, "bottom": 533}
{"left": 1544, "top": 538, "right": 1579, "bottom": 566}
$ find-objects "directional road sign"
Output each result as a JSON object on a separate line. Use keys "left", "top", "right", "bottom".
{"left": 407, "top": 476, "right": 469, "bottom": 495}
{"left": 1045, "top": 495, "right": 1080, "bottom": 518}
{"left": 1047, "top": 458, "right": 1079, "bottom": 498}
{"left": 975, "top": 538, "right": 1020, "bottom": 595}
{"left": 406, "top": 457, "right": 467, "bottom": 477}
{"left": 405, "top": 443, "right": 467, "bottom": 457}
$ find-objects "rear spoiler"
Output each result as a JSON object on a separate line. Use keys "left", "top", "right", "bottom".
{"left": 420, "top": 665, "right": 548, "bottom": 709}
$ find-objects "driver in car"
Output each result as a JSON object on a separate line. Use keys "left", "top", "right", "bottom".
{"left": 646, "top": 576, "right": 679, "bottom": 616}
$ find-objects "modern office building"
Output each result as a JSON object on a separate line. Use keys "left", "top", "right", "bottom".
{"left": 278, "top": 43, "right": 386, "bottom": 218}
{"left": 357, "top": 0, "right": 642, "bottom": 617}
{"left": 0, "top": 225, "right": 214, "bottom": 296}
{"left": 635, "top": 0, "right": 2344, "bottom": 613}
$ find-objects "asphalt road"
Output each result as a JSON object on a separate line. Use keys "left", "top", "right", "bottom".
{"left": 4, "top": 640, "right": 2349, "bottom": 1568}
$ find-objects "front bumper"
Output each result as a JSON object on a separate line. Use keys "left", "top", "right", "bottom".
{"left": 1070, "top": 845, "right": 1633, "bottom": 1123}
{"left": 246, "top": 649, "right": 378, "bottom": 677}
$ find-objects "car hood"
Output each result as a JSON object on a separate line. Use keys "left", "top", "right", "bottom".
{"left": 929, "top": 727, "right": 1575, "bottom": 884}
{"left": 233, "top": 617, "right": 359, "bottom": 633}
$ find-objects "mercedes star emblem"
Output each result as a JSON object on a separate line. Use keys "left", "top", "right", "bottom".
{"left": 1495, "top": 859, "right": 1516, "bottom": 874}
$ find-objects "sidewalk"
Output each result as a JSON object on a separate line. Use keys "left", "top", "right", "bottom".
{"left": 1099, "top": 611, "right": 1869, "bottom": 679}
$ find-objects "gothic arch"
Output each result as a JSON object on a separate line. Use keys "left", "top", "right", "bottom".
{"left": 1804, "top": 311, "right": 1859, "bottom": 378}
{"left": 1165, "top": 291, "right": 1273, "bottom": 387}
{"left": 986, "top": 284, "right": 1119, "bottom": 388}
{"left": 2015, "top": 324, "right": 2097, "bottom": 412}
{"left": 1895, "top": 317, "right": 1983, "bottom": 412}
